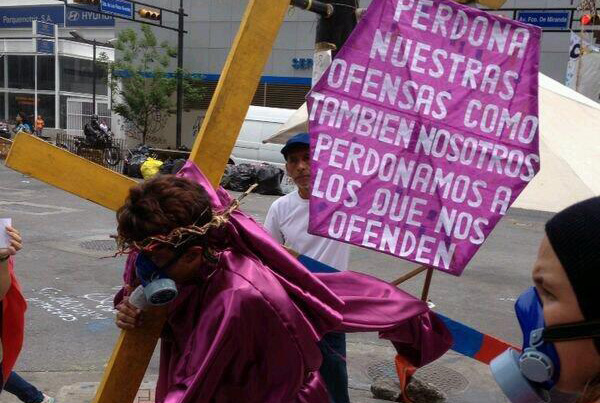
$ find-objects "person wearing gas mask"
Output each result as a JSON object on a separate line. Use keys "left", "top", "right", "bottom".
{"left": 491, "top": 196, "right": 600, "bottom": 403}
{"left": 112, "top": 162, "right": 452, "bottom": 403}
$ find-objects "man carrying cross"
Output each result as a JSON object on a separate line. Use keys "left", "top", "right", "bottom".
{"left": 114, "top": 161, "right": 451, "bottom": 402}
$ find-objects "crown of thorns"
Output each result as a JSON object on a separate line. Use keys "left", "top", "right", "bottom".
{"left": 116, "top": 184, "right": 257, "bottom": 255}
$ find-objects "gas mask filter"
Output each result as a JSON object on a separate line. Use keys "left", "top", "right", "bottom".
{"left": 135, "top": 252, "right": 179, "bottom": 306}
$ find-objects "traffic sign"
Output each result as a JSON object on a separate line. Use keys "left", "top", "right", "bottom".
{"left": 100, "top": 0, "right": 133, "bottom": 19}
{"left": 36, "top": 39, "right": 55, "bottom": 54}
{"left": 34, "top": 20, "right": 56, "bottom": 37}
{"left": 517, "top": 10, "right": 571, "bottom": 30}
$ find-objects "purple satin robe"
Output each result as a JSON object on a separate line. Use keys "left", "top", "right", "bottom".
{"left": 117, "top": 161, "right": 452, "bottom": 403}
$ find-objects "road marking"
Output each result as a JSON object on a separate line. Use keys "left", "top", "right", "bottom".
{"left": 26, "top": 287, "right": 120, "bottom": 322}
{"left": 0, "top": 201, "right": 78, "bottom": 215}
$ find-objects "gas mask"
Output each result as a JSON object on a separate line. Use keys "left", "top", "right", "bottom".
{"left": 491, "top": 287, "right": 600, "bottom": 403}
{"left": 135, "top": 252, "right": 179, "bottom": 306}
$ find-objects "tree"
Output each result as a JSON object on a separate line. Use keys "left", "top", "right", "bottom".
{"left": 103, "top": 24, "right": 203, "bottom": 145}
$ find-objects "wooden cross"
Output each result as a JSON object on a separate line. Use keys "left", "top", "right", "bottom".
{"left": 5, "top": 1, "right": 290, "bottom": 402}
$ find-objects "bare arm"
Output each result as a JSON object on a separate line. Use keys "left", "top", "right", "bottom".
{"left": 0, "top": 226, "right": 22, "bottom": 299}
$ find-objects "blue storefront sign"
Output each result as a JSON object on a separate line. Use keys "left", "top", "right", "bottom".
{"left": 101, "top": 0, "right": 133, "bottom": 19}
{"left": 65, "top": 5, "right": 115, "bottom": 27}
{"left": 0, "top": 5, "right": 115, "bottom": 28}
{"left": 0, "top": 5, "right": 64, "bottom": 28}
{"left": 517, "top": 10, "right": 571, "bottom": 30}
{"left": 35, "top": 21, "right": 56, "bottom": 37}
{"left": 36, "top": 39, "right": 55, "bottom": 55}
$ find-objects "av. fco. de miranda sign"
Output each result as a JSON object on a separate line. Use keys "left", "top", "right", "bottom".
{"left": 307, "top": 0, "right": 541, "bottom": 276}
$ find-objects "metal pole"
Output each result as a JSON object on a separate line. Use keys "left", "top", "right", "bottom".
{"left": 35, "top": 54, "right": 38, "bottom": 126}
{"left": 175, "top": 0, "right": 184, "bottom": 149}
{"left": 54, "top": 27, "right": 59, "bottom": 129}
{"left": 92, "top": 40, "right": 97, "bottom": 114}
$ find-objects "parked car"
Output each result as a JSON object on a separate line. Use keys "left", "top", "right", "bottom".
{"left": 230, "top": 106, "right": 295, "bottom": 169}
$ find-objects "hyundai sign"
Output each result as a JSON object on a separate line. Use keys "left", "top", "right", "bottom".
{"left": 65, "top": 5, "right": 115, "bottom": 27}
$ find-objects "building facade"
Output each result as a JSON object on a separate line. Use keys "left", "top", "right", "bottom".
{"left": 2, "top": 1, "right": 594, "bottom": 145}
{"left": 116, "top": 0, "right": 596, "bottom": 147}
{"left": 0, "top": 0, "right": 115, "bottom": 135}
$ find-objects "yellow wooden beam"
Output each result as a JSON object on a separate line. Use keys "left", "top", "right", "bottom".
{"left": 93, "top": 307, "right": 167, "bottom": 403}
{"left": 189, "top": 0, "right": 290, "bottom": 187}
{"left": 5, "top": 133, "right": 136, "bottom": 211}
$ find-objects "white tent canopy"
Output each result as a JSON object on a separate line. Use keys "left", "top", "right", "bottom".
{"left": 264, "top": 73, "right": 600, "bottom": 213}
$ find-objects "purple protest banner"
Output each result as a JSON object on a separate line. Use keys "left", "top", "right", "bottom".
{"left": 307, "top": 0, "right": 541, "bottom": 276}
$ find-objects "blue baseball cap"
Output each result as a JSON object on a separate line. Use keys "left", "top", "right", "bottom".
{"left": 281, "top": 132, "right": 310, "bottom": 160}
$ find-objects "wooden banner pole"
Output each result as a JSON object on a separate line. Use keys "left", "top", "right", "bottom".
{"left": 390, "top": 265, "right": 428, "bottom": 286}
{"left": 421, "top": 267, "right": 435, "bottom": 302}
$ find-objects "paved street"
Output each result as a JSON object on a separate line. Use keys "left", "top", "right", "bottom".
{"left": 0, "top": 163, "right": 556, "bottom": 403}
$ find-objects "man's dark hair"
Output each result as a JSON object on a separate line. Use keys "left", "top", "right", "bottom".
{"left": 117, "top": 175, "right": 213, "bottom": 243}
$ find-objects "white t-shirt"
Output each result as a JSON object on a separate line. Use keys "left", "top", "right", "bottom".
{"left": 264, "top": 190, "right": 350, "bottom": 271}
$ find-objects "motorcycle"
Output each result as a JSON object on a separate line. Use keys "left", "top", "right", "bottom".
{"left": 95, "top": 127, "right": 121, "bottom": 167}
{"left": 57, "top": 126, "right": 122, "bottom": 167}
{"left": 0, "top": 121, "right": 11, "bottom": 140}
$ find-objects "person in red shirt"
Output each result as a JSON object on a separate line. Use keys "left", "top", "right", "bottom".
{"left": 0, "top": 227, "right": 55, "bottom": 402}
{"left": 0, "top": 225, "right": 24, "bottom": 388}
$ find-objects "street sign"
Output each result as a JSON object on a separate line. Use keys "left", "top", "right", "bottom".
{"left": 100, "top": 0, "right": 133, "bottom": 19}
{"left": 517, "top": 10, "right": 571, "bottom": 30}
{"left": 0, "top": 5, "right": 64, "bottom": 28}
{"left": 36, "top": 39, "right": 55, "bottom": 54}
{"left": 34, "top": 20, "right": 56, "bottom": 37}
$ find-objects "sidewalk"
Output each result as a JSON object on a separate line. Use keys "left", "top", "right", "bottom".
{"left": 3, "top": 337, "right": 509, "bottom": 403}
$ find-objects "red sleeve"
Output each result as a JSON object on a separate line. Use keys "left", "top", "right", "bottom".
{"left": 2, "top": 258, "right": 27, "bottom": 380}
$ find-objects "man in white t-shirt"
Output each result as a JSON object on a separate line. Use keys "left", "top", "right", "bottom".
{"left": 264, "top": 132, "right": 350, "bottom": 403}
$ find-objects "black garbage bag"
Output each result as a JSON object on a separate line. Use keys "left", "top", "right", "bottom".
{"left": 171, "top": 158, "right": 187, "bottom": 174}
{"left": 225, "top": 163, "right": 257, "bottom": 192}
{"left": 160, "top": 158, "right": 175, "bottom": 175}
{"left": 220, "top": 164, "right": 233, "bottom": 188}
{"left": 127, "top": 154, "right": 148, "bottom": 178}
{"left": 255, "top": 164, "right": 284, "bottom": 195}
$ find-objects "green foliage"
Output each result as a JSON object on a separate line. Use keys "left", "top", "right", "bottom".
{"left": 102, "top": 24, "right": 204, "bottom": 144}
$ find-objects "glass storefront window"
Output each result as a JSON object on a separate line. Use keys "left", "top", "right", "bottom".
{"left": 60, "top": 56, "right": 108, "bottom": 95}
{"left": 37, "top": 94, "right": 55, "bottom": 128}
{"left": 0, "top": 57, "right": 5, "bottom": 88}
{"left": 0, "top": 93, "right": 5, "bottom": 121}
{"left": 8, "top": 56, "right": 35, "bottom": 90}
{"left": 38, "top": 56, "right": 55, "bottom": 91}
{"left": 8, "top": 93, "right": 35, "bottom": 126}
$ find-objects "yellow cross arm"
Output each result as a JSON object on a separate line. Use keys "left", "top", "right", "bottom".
{"left": 5, "top": 133, "right": 136, "bottom": 212}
